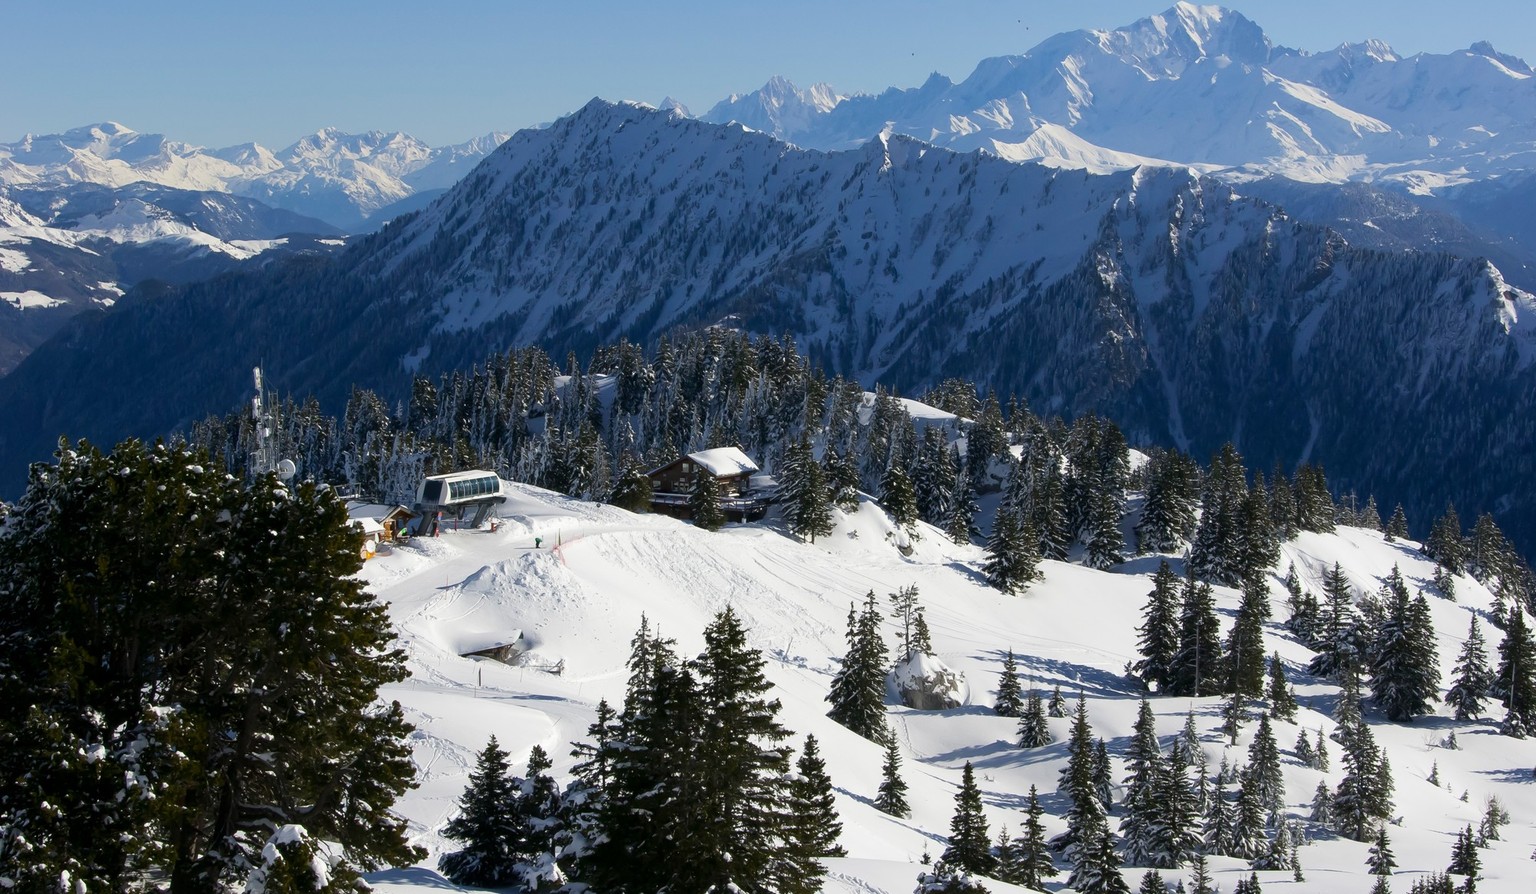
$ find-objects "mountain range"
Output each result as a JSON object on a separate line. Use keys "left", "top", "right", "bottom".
{"left": 7, "top": 3, "right": 1536, "bottom": 550}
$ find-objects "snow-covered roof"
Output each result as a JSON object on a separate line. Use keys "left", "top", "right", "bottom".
{"left": 687, "top": 447, "right": 759, "bottom": 477}
{"left": 350, "top": 516, "right": 385, "bottom": 536}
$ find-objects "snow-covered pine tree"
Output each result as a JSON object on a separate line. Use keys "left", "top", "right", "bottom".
{"left": 1447, "top": 824, "right": 1480, "bottom": 887}
{"left": 1425, "top": 504, "right": 1466, "bottom": 574}
{"left": 995, "top": 649, "right": 1024, "bottom": 717}
{"left": 1069, "top": 796, "right": 1131, "bottom": 894}
{"left": 1369, "top": 565, "right": 1442, "bottom": 722}
{"left": 1049, "top": 685, "right": 1068, "bottom": 717}
{"left": 1283, "top": 564, "right": 1321, "bottom": 646}
{"left": 1051, "top": 695, "right": 1098, "bottom": 860}
{"left": 1386, "top": 504, "right": 1410, "bottom": 541}
{"left": 1229, "top": 768, "right": 1271, "bottom": 860}
{"left": 827, "top": 592, "right": 890, "bottom": 742}
{"left": 1493, "top": 605, "right": 1536, "bottom": 735}
{"left": 1309, "top": 781, "right": 1334, "bottom": 828}
{"left": 1225, "top": 579, "right": 1270, "bottom": 698}
{"left": 1018, "top": 690, "right": 1053, "bottom": 748}
{"left": 1119, "top": 701, "right": 1167, "bottom": 867}
{"left": 777, "top": 436, "right": 833, "bottom": 542}
{"left": 1188, "top": 443, "right": 1248, "bottom": 586}
{"left": 1135, "top": 561, "right": 1182, "bottom": 692}
{"left": 1203, "top": 777, "right": 1236, "bottom": 857}
{"left": 942, "top": 762, "right": 995, "bottom": 875}
{"left": 1170, "top": 575, "right": 1224, "bottom": 697}
{"left": 1361, "top": 496, "right": 1383, "bottom": 532}
{"left": 439, "top": 737, "right": 525, "bottom": 886}
{"left": 824, "top": 446, "right": 862, "bottom": 512}
{"left": 1266, "top": 654, "right": 1299, "bottom": 722}
{"left": 1016, "top": 785, "right": 1059, "bottom": 889}
{"left": 1246, "top": 713, "right": 1286, "bottom": 823}
{"left": 689, "top": 463, "right": 727, "bottom": 531}
{"left": 1333, "top": 712, "right": 1392, "bottom": 841}
{"left": 1309, "top": 562, "right": 1361, "bottom": 682}
{"left": 913, "top": 427, "right": 959, "bottom": 528}
{"left": 946, "top": 471, "right": 980, "bottom": 545}
{"left": 1367, "top": 825, "right": 1396, "bottom": 875}
{"left": 1446, "top": 615, "right": 1494, "bottom": 720}
{"left": 880, "top": 461, "right": 920, "bottom": 536}
{"left": 875, "top": 731, "right": 911, "bottom": 818}
{"left": 1151, "top": 730, "right": 1203, "bottom": 869}
{"left": 984, "top": 507, "right": 1040, "bottom": 595}
{"left": 779, "top": 734, "right": 845, "bottom": 893}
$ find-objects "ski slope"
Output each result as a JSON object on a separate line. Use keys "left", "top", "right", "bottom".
{"left": 362, "top": 482, "right": 1536, "bottom": 894}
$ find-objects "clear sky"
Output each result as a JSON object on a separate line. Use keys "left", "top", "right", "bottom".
{"left": 5, "top": 0, "right": 1535, "bottom": 149}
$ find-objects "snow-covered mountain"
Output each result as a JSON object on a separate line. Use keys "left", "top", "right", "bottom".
{"left": 701, "top": 3, "right": 1536, "bottom": 191}
{"left": 0, "top": 122, "right": 511, "bottom": 230}
{"left": 6, "top": 99, "right": 1536, "bottom": 554}
{"left": 360, "top": 473, "right": 1536, "bottom": 894}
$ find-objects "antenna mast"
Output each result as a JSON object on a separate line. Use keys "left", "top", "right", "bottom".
{"left": 251, "top": 366, "right": 279, "bottom": 477}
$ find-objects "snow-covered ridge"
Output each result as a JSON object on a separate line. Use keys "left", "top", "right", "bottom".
{"left": 699, "top": 3, "right": 1536, "bottom": 191}
{"left": 0, "top": 122, "right": 512, "bottom": 230}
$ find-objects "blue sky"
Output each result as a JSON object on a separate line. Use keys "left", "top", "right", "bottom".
{"left": 5, "top": 1, "right": 1534, "bottom": 149}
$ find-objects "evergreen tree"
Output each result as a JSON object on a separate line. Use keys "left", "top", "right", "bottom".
{"left": 1189, "top": 444, "right": 1248, "bottom": 586}
{"left": 1309, "top": 781, "right": 1334, "bottom": 828}
{"left": 1093, "top": 738, "right": 1115, "bottom": 811}
{"left": 1386, "top": 504, "right": 1410, "bottom": 542}
{"left": 1052, "top": 695, "right": 1099, "bottom": 861}
{"left": 1188, "top": 853, "right": 1215, "bottom": 894}
{"left": 1016, "top": 785, "right": 1059, "bottom": 888}
{"left": 994, "top": 650, "right": 1024, "bottom": 717}
{"left": 1493, "top": 606, "right": 1536, "bottom": 735}
{"left": 1266, "top": 654, "right": 1298, "bottom": 722}
{"left": 1138, "top": 870, "right": 1168, "bottom": 894}
{"left": 1361, "top": 496, "right": 1383, "bottom": 532}
{"left": 1283, "top": 564, "right": 1321, "bottom": 646}
{"left": 946, "top": 469, "right": 980, "bottom": 545}
{"left": 1370, "top": 567, "right": 1442, "bottom": 722}
{"left": 1018, "top": 690, "right": 1053, "bottom": 748}
{"left": 1151, "top": 731, "right": 1203, "bottom": 869}
{"left": 691, "top": 607, "right": 797, "bottom": 892}
{"left": 689, "top": 464, "right": 727, "bottom": 531}
{"left": 881, "top": 461, "right": 920, "bottom": 535}
{"left": 943, "top": 762, "right": 995, "bottom": 875}
{"left": 1251, "top": 822, "right": 1293, "bottom": 872}
{"left": 0, "top": 441, "right": 422, "bottom": 894}
{"left": 1367, "top": 825, "right": 1397, "bottom": 876}
{"left": 1447, "top": 825, "right": 1480, "bottom": 890}
{"left": 1202, "top": 777, "right": 1236, "bottom": 857}
{"left": 784, "top": 734, "right": 846, "bottom": 887}
{"left": 875, "top": 732, "right": 911, "bottom": 819}
{"left": 1446, "top": 616, "right": 1494, "bottom": 720}
{"left": 827, "top": 592, "right": 890, "bottom": 742}
{"left": 1425, "top": 505, "right": 1466, "bottom": 574}
{"left": 780, "top": 436, "right": 835, "bottom": 543}
{"left": 1334, "top": 709, "right": 1392, "bottom": 841}
{"left": 1135, "top": 561, "right": 1183, "bottom": 692}
{"left": 1049, "top": 685, "right": 1068, "bottom": 717}
{"left": 1069, "top": 796, "right": 1131, "bottom": 894}
{"left": 1225, "top": 579, "right": 1270, "bottom": 698}
{"left": 1230, "top": 768, "right": 1270, "bottom": 860}
{"left": 439, "top": 737, "right": 524, "bottom": 886}
{"left": 824, "top": 447, "right": 862, "bottom": 512}
{"left": 1170, "top": 575, "right": 1224, "bottom": 697}
{"left": 1221, "top": 690, "right": 1247, "bottom": 745}
{"left": 608, "top": 451, "right": 655, "bottom": 513}
{"left": 1246, "top": 714, "right": 1286, "bottom": 823}
{"left": 984, "top": 509, "right": 1041, "bottom": 595}
{"left": 1120, "top": 701, "right": 1167, "bottom": 868}
{"left": 1309, "top": 563, "right": 1361, "bottom": 682}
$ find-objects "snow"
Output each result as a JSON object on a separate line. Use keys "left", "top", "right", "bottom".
{"left": 0, "top": 246, "right": 29, "bottom": 272}
{"left": 357, "top": 479, "right": 1536, "bottom": 893}
{"left": 687, "top": 446, "right": 759, "bottom": 477}
{"left": 1, "top": 290, "right": 65, "bottom": 310}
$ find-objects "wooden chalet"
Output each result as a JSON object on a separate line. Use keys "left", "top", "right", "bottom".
{"left": 646, "top": 446, "right": 769, "bottom": 522}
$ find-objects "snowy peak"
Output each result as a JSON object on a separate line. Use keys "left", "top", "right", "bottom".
{"left": 1, "top": 123, "right": 511, "bottom": 231}
{"left": 703, "top": 76, "right": 847, "bottom": 141}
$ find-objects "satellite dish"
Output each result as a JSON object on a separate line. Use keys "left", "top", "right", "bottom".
{"left": 276, "top": 459, "right": 297, "bottom": 481}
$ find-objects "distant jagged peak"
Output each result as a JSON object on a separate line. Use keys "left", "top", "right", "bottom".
{"left": 1467, "top": 40, "right": 1533, "bottom": 75}
{"left": 657, "top": 96, "right": 692, "bottom": 118}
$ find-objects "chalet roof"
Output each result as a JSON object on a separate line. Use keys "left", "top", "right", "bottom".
{"left": 687, "top": 447, "right": 759, "bottom": 477}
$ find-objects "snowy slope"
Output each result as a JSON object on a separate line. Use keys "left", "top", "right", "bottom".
{"left": 360, "top": 478, "right": 1536, "bottom": 894}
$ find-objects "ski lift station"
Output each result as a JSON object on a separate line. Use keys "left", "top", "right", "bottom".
{"left": 413, "top": 470, "right": 506, "bottom": 530}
